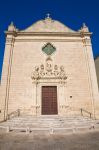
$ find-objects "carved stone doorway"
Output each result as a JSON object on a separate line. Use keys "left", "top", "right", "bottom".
{"left": 42, "top": 86, "right": 58, "bottom": 115}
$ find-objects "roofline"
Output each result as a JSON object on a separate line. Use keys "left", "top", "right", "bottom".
{"left": 5, "top": 31, "right": 92, "bottom": 37}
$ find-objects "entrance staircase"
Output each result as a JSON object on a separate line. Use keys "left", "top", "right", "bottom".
{"left": 0, "top": 115, "right": 99, "bottom": 134}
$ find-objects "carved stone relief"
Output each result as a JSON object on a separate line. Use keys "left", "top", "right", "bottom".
{"left": 31, "top": 57, "right": 67, "bottom": 83}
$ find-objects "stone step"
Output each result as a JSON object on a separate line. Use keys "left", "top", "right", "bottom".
{"left": 7, "top": 118, "right": 94, "bottom": 122}
{"left": 0, "top": 115, "right": 98, "bottom": 134}
{"left": 0, "top": 125, "right": 96, "bottom": 135}
{"left": 7, "top": 118, "right": 92, "bottom": 122}
{"left": 7, "top": 121, "right": 96, "bottom": 125}
{"left": 2, "top": 122, "right": 95, "bottom": 127}
{"left": 2, "top": 120, "right": 95, "bottom": 125}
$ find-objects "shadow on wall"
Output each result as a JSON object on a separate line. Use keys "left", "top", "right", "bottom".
{"left": 95, "top": 56, "right": 99, "bottom": 89}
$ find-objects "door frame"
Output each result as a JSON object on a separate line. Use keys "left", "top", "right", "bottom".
{"left": 35, "top": 81, "right": 65, "bottom": 116}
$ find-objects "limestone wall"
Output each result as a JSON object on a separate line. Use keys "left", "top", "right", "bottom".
{"left": 1, "top": 35, "right": 94, "bottom": 116}
{"left": 0, "top": 26, "right": 99, "bottom": 120}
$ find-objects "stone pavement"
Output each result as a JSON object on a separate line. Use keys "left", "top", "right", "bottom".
{"left": 0, "top": 131, "right": 99, "bottom": 150}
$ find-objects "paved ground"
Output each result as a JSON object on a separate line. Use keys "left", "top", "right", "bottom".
{"left": 0, "top": 131, "right": 99, "bottom": 150}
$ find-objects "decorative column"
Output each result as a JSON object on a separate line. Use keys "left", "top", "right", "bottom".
{"left": 59, "top": 66, "right": 67, "bottom": 115}
{"left": 31, "top": 66, "right": 40, "bottom": 116}
{"left": 32, "top": 81, "right": 37, "bottom": 115}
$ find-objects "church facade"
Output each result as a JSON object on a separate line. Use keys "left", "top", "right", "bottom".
{"left": 0, "top": 15, "right": 99, "bottom": 121}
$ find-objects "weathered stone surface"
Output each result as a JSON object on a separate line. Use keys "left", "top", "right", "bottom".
{"left": 0, "top": 16, "right": 99, "bottom": 121}
{"left": 0, "top": 115, "right": 99, "bottom": 134}
{"left": 95, "top": 56, "right": 99, "bottom": 88}
{"left": 0, "top": 131, "right": 99, "bottom": 150}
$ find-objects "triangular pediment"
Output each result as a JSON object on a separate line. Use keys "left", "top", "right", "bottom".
{"left": 21, "top": 17, "right": 76, "bottom": 33}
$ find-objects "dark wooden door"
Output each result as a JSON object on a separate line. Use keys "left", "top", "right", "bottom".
{"left": 42, "top": 86, "right": 58, "bottom": 115}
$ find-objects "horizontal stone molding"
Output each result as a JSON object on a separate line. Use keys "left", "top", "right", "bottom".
{"left": 5, "top": 31, "right": 92, "bottom": 37}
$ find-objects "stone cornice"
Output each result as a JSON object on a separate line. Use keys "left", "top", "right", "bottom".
{"left": 6, "top": 38, "right": 92, "bottom": 43}
{"left": 5, "top": 31, "right": 92, "bottom": 37}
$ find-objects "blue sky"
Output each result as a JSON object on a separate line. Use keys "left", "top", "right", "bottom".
{"left": 0, "top": 0, "right": 99, "bottom": 78}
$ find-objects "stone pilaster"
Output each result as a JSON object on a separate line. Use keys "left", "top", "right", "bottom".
{"left": 0, "top": 34, "right": 15, "bottom": 121}
{"left": 83, "top": 36, "right": 99, "bottom": 118}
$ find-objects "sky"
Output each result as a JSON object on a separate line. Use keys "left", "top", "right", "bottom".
{"left": 0, "top": 0, "right": 99, "bottom": 79}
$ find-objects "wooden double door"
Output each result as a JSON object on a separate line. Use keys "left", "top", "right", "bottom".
{"left": 42, "top": 86, "right": 58, "bottom": 115}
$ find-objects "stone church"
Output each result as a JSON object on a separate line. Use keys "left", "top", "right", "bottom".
{"left": 0, "top": 15, "right": 99, "bottom": 121}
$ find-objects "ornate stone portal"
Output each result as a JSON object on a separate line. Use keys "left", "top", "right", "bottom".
{"left": 31, "top": 57, "right": 67, "bottom": 115}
